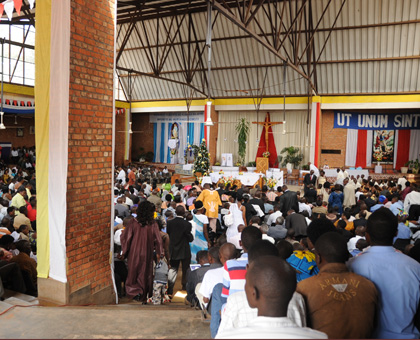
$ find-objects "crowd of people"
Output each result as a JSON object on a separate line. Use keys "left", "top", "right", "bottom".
{"left": 113, "top": 163, "right": 420, "bottom": 339}
{"left": 0, "top": 147, "right": 37, "bottom": 297}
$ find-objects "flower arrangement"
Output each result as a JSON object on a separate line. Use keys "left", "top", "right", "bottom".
{"left": 266, "top": 177, "right": 278, "bottom": 189}
{"left": 223, "top": 176, "right": 234, "bottom": 187}
{"left": 219, "top": 170, "right": 224, "bottom": 174}
{"left": 262, "top": 151, "right": 271, "bottom": 158}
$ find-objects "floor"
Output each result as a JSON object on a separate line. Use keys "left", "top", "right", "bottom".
{"left": 0, "top": 269, "right": 211, "bottom": 339}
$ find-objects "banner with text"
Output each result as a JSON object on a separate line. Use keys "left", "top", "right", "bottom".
{"left": 334, "top": 112, "right": 420, "bottom": 130}
{"left": 149, "top": 112, "right": 204, "bottom": 123}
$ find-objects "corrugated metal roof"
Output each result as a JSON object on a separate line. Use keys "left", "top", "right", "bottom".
{"left": 117, "top": 0, "right": 420, "bottom": 101}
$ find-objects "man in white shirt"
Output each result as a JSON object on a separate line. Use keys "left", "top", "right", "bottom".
{"left": 218, "top": 240, "right": 307, "bottom": 335}
{"left": 342, "top": 167, "right": 350, "bottom": 179}
{"left": 404, "top": 186, "right": 420, "bottom": 221}
{"left": 398, "top": 176, "right": 407, "bottom": 191}
{"left": 266, "top": 205, "right": 282, "bottom": 226}
{"left": 298, "top": 198, "right": 312, "bottom": 217}
{"left": 335, "top": 169, "right": 345, "bottom": 186}
{"left": 216, "top": 251, "right": 326, "bottom": 339}
{"left": 116, "top": 166, "right": 126, "bottom": 186}
{"left": 347, "top": 226, "right": 366, "bottom": 253}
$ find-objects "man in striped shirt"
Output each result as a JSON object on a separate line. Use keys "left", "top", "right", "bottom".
{"left": 208, "top": 226, "right": 262, "bottom": 338}
{"left": 221, "top": 226, "right": 262, "bottom": 298}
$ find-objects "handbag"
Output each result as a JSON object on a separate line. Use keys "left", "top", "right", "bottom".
{"left": 223, "top": 213, "right": 234, "bottom": 227}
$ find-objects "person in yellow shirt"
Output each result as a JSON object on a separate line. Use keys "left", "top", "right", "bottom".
{"left": 11, "top": 186, "right": 27, "bottom": 211}
{"left": 197, "top": 183, "right": 222, "bottom": 233}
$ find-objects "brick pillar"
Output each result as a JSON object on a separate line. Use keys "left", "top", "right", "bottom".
{"left": 36, "top": 0, "right": 116, "bottom": 305}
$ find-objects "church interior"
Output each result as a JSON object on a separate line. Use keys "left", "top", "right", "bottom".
{"left": 0, "top": 0, "right": 420, "bottom": 338}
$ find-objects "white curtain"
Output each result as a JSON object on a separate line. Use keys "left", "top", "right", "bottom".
{"left": 366, "top": 130, "right": 373, "bottom": 167}
{"left": 216, "top": 110, "right": 310, "bottom": 166}
{"left": 409, "top": 130, "right": 420, "bottom": 161}
{"left": 345, "top": 129, "right": 358, "bottom": 167}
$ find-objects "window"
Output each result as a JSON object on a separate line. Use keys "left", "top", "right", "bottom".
{"left": 0, "top": 23, "right": 35, "bottom": 86}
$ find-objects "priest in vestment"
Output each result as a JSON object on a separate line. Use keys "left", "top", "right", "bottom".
{"left": 343, "top": 178, "right": 357, "bottom": 209}
{"left": 197, "top": 183, "right": 222, "bottom": 233}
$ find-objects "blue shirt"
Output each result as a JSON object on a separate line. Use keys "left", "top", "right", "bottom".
{"left": 390, "top": 201, "right": 404, "bottom": 216}
{"left": 349, "top": 246, "right": 420, "bottom": 339}
{"left": 393, "top": 222, "right": 411, "bottom": 243}
{"left": 370, "top": 203, "right": 384, "bottom": 212}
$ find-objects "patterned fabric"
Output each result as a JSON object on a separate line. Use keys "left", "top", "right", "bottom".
{"left": 190, "top": 213, "right": 209, "bottom": 263}
{"left": 287, "top": 250, "right": 319, "bottom": 282}
{"left": 147, "top": 282, "right": 171, "bottom": 305}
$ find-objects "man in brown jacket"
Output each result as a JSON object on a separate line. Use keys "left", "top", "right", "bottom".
{"left": 296, "top": 231, "right": 378, "bottom": 339}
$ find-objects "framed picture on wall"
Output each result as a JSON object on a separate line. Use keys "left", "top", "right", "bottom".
{"left": 372, "top": 130, "right": 394, "bottom": 164}
{"left": 17, "top": 128, "right": 24, "bottom": 137}
{"left": 29, "top": 126, "right": 35, "bottom": 134}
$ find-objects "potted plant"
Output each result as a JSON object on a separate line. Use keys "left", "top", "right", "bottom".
{"left": 235, "top": 118, "right": 250, "bottom": 166}
{"left": 401, "top": 162, "right": 409, "bottom": 174}
{"left": 279, "top": 146, "right": 304, "bottom": 169}
{"left": 407, "top": 159, "right": 420, "bottom": 174}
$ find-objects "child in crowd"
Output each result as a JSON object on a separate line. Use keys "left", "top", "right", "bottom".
{"left": 147, "top": 259, "right": 170, "bottom": 305}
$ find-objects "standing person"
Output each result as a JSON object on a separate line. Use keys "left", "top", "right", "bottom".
{"left": 328, "top": 185, "right": 344, "bottom": 214}
{"left": 120, "top": 200, "right": 163, "bottom": 303}
{"left": 197, "top": 183, "right": 222, "bottom": 234}
{"left": 278, "top": 185, "right": 299, "bottom": 217}
{"left": 127, "top": 166, "right": 136, "bottom": 186}
{"left": 166, "top": 206, "right": 193, "bottom": 294}
{"left": 303, "top": 170, "right": 317, "bottom": 195}
{"left": 225, "top": 194, "right": 246, "bottom": 244}
{"left": 349, "top": 208, "right": 420, "bottom": 339}
{"left": 189, "top": 201, "right": 210, "bottom": 263}
{"left": 343, "top": 178, "right": 356, "bottom": 209}
{"left": 116, "top": 166, "right": 126, "bottom": 186}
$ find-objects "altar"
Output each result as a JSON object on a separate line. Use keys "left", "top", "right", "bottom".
{"left": 202, "top": 167, "right": 283, "bottom": 187}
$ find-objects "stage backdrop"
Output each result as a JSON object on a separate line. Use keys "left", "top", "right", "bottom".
{"left": 216, "top": 110, "right": 310, "bottom": 166}
{"left": 151, "top": 112, "right": 204, "bottom": 164}
{"left": 338, "top": 112, "right": 420, "bottom": 170}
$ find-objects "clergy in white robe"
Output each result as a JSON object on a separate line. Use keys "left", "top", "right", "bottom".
{"left": 343, "top": 179, "right": 356, "bottom": 209}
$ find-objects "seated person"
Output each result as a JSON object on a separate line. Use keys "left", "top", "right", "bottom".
{"left": 267, "top": 216, "right": 287, "bottom": 241}
{"left": 216, "top": 253, "right": 327, "bottom": 339}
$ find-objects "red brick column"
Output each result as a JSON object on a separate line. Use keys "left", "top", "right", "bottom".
{"left": 65, "top": 0, "right": 115, "bottom": 304}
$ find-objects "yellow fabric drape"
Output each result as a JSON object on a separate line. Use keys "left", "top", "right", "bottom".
{"left": 34, "top": 0, "right": 52, "bottom": 278}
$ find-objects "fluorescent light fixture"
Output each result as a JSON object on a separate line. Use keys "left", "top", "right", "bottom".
{"left": 204, "top": 101, "right": 214, "bottom": 126}
{"left": 0, "top": 111, "right": 5, "bottom": 129}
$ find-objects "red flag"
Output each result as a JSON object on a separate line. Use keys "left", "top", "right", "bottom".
{"left": 0, "top": 4, "right": 4, "bottom": 18}
{"left": 13, "top": 0, "right": 22, "bottom": 15}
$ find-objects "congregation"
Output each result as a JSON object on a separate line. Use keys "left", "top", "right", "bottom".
{"left": 0, "top": 146, "right": 37, "bottom": 297}
{"left": 112, "top": 163, "right": 420, "bottom": 339}
{"left": 1, "top": 150, "right": 420, "bottom": 338}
